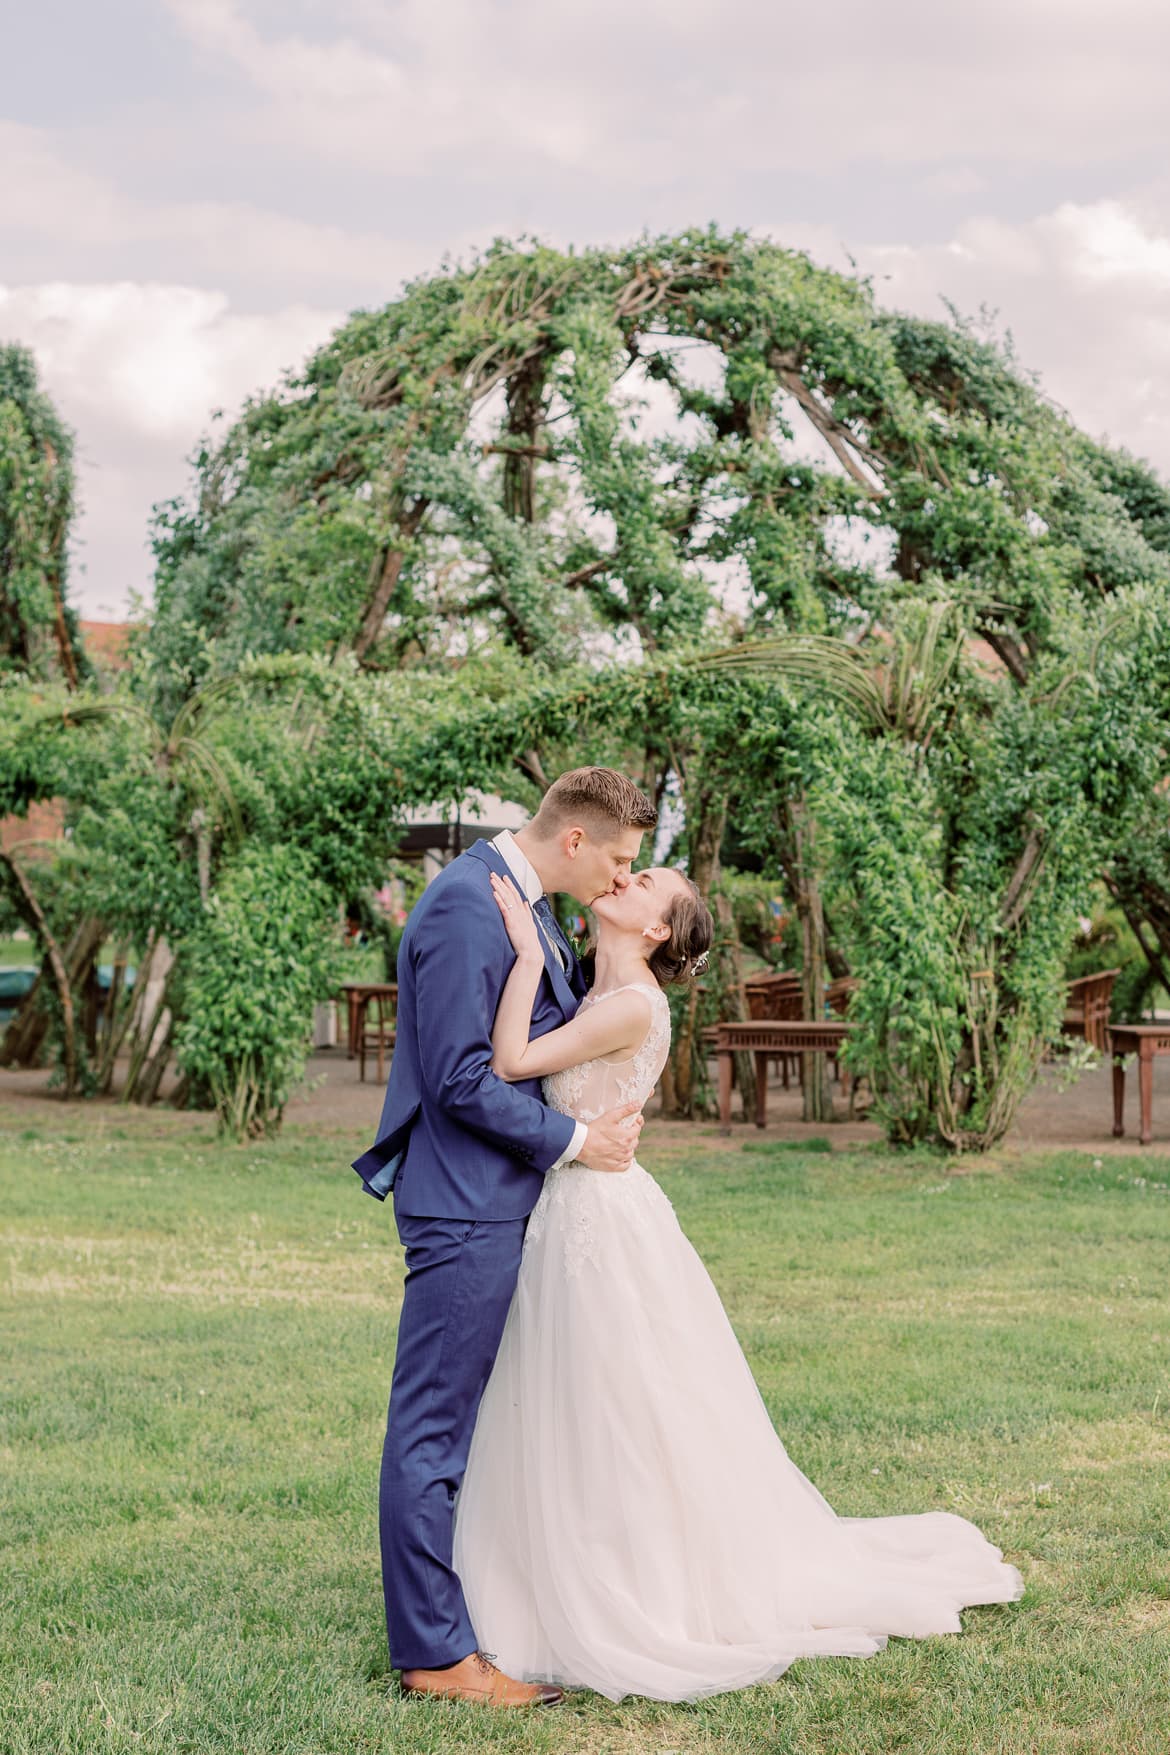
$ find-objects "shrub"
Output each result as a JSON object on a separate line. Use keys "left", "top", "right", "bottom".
{"left": 176, "top": 845, "right": 340, "bottom": 1139}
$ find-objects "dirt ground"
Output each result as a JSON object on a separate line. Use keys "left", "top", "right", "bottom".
{"left": 2, "top": 1038, "right": 1167, "bottom": 1159}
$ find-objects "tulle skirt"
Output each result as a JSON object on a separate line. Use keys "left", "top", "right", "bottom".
{"left": 453, "top": 1160, "right": 1023, "bottom": 1702}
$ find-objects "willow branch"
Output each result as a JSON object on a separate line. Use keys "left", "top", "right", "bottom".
{"left": 0, "top": 847, "right": 77, "bottom": 1092}
{"left": 352, "top": 497, "right": 430, "bottom": 662}
{"left": 976, "top": 623, "right": 1030, "bottom": 687}
{"left": 558, "top": 555, "right": 615, "bottom": 591}
{"left": 1001, "top": 822, "right": 1045, "bottom": 931}
{"left": 769, "top": 350, "right": 886, "bottom": 500}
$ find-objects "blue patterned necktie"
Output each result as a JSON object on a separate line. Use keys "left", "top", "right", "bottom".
{"left": 532, "top": 895, "right": 570, "bottom": 971}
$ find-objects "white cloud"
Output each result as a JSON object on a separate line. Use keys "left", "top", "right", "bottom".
{"left": 1, "top": 281, "right": 339, "bottom": 437}
{"left": 10, "top": 0, "right": 1170, "bottom": 635}
{"left": 0, "top": 121, "right": 425, "bottom": 297}
{"left": 852, "top": 201, "right": 1170, "bottom": 470}
{"left": 9, "top": 196, "right": 1170, "bottom": 620}
{"left": 746, "top": 204, "right": 1170, "bottom": 479}
{"left": 1045, "top": 201, "right": 1170, "bottom": 286}
{"left": 5, "top": 0, "right": 1169, "bottom": 635}
{"left": 918, "top": 168, "right": 989, "bottom": 199}
{"left": 171, "top": 0, "right": 405, "bottom": 102}
{"left": 0, "top": 282, "right": 340, "bottom": 615}
{"left": 162, "top": 0, "right": 1170, "bottom": 177}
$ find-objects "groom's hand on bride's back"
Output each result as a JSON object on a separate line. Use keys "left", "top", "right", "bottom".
{"left": 579, "top": 1100, "right": 643, "bottom": 1173}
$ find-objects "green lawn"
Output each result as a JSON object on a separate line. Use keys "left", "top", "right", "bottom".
{"left": 2, "top": 1107, "right": 1169, "bottom": 1755}
{"left": 0, "top": 936, "right": 38, "bottom": 967}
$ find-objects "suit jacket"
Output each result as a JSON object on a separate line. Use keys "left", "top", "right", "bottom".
{"left": 351, "top": 838, "right": 588, "bottom": 1219}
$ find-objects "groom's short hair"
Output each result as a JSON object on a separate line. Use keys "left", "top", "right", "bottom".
{"left": 530, "top": 767, "right": 657, "bottom": 839}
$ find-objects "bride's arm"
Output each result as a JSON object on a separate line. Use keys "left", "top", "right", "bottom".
{"left": 488, "top": 873, "right": 653, "bottom": 1081}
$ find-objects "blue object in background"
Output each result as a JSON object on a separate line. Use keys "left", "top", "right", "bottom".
{"left": 0, "top": 963, "right": 136, "bottom": 1027}
{"left": 95, "top": 964, "right": 136, "bottom": 993}
{"left": 0, "top": 966, "right": 37, "bottom": 1026}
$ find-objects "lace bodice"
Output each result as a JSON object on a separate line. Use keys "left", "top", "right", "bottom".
{"left": 542, "top": 981, "right": 672, "bottom": 1125}
{"left": 527, "top": 982, "right": 674, "bottom": 1277}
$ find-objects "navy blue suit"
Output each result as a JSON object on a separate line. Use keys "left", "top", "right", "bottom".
{"left": 352, "top": 838, "right": 587, "bottom": 1670}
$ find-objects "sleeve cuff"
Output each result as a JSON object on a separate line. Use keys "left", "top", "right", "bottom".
{"left": 549, "top": 1120, "right": 588, "bottom": 1171}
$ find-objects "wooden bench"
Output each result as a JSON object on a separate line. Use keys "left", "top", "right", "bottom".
{"left": 741, "top": 973, "right": 857, "bottom": 1087}
{"left": 744, "top": 971, "right": 802, "bottom": 1084}
{"left": 1062, "top": 969, "right": 1119, "bottom": 1053}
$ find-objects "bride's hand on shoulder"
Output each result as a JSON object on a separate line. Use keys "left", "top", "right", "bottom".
{"left": 490, "top": 873, "right": 544, "bottom": 964}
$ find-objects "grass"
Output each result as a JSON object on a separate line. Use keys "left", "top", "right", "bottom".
{"left": 0, "top": 935, "right": 38, "bottom": 967}
{"left": 0, "top": 937, "right": 146, "bottom": 969}
{"left": 2, "top": 1104, "right": 1169, "bottom": 1755}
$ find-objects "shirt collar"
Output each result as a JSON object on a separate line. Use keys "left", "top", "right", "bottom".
{"left": 491, "top": 829, "right": 544, "bottom": 905}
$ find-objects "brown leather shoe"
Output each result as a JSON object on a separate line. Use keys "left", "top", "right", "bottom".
{"left": 400, "top": 1650, "right": 564, "bottom": 1708}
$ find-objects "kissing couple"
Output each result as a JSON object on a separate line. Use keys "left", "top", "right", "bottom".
{"left": 352, "top": 767, "right": 1022, "bottom": 1707}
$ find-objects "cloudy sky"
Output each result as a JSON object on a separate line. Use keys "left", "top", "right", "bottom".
{"left": 5, "top": 0, "right": 1170, "bottom": 618}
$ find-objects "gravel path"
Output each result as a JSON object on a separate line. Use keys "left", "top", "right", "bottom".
{"left": 4, "top": 1041, "right": 1170, "bottom": 1158}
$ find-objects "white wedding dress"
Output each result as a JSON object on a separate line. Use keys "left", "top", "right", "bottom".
{"left": 453, "top": 982, "right": 1023, "bottom": 1702}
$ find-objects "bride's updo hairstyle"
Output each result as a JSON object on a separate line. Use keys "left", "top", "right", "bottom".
{"left": 647, "top": 877, "right": 715, "bottom": 988}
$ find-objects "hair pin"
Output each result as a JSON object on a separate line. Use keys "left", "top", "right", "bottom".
{"left": 690, "top": 951, "right": 711, "bottom": 977}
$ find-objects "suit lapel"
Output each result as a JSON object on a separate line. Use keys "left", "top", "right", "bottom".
{"left": 465, "top": 839, "right": 580, "bottom": 1020}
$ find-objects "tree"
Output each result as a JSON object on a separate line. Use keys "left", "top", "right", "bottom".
{"left": 146, "top": 234, "right": 1170, "bottom": 1034}
{"left": 10, "top": 231, "right": 1170, "bottom": 1147}
{"left": 705, "top": 589, "right": 1170, "bottom": 1148}
{"left": 0, "top": 346, "right": 86, "bottom": 685}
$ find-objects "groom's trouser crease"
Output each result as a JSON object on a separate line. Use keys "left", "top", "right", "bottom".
{"left": 381, "top": 1211, "right": 526, "bottom": 1671}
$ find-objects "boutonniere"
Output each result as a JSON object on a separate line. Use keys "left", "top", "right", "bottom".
{"left": 569, "top": 933, "right": 587, "bottom": 961}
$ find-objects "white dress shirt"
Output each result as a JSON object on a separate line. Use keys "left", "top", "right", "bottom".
{"left": 492, "top": 830, "right": 588, "bottom": 1168}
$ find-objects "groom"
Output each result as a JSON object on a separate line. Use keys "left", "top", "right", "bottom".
{"left": 353, "top": 767, "right": 658, "bottom": 1708}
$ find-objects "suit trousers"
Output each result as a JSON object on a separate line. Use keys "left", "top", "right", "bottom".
{"left": 380, "top": 1211, "right": 527, "bottom": 1671}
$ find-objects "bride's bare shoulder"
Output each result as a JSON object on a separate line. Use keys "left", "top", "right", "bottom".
{"left": 586, "top": 982, "right": 666, "bottom": 1017}
{"left": 584, "top": 984, "right": 664, "bottom": 1063}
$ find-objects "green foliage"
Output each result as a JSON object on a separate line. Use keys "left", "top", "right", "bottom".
{"left": 350, "top": 862, "right": 425, "bottom": 981}
{"left": 703, "top": 579, "right": 1170, "bottom": 1147}
{"left": 175, "top": 844, "right": 340, "bottom": 1139}
{"left": 0, "top": 345, "right": 85, "bottom": 685}
{"left": 9, "top": 231, "right": 1170, "bottom": 1149}
{"left": 0, "top": 655, "right": 414, "bottom": 1108}
{"left": 151, "top": 229, "right": 1170, "bottom": 693}
{"left": 811, "top": 723, "right": 967, "bottom": 1142}
{"left": 718, "top": 871, "right": 792, "bottom": 969}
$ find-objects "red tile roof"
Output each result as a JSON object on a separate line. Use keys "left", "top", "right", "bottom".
{"left": 80, "top": 620, "right": 135, "bottom": 668}
{"left": 0, "top": 799, "right": 65, "bottom": 859}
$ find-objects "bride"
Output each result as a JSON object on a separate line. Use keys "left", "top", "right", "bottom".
{"left": 452, "top": 865, "right": 1023, "bottom": 1704}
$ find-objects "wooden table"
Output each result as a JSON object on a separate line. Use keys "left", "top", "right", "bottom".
{"left": 339, "top": 981, "right": 397, "bottom": 1059}
{"left": 1108, "top": 1023, "right": 1170, "bottom": 1145}
{"left": 715, "top": 1020, "right": 856, "bottom": 1133}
